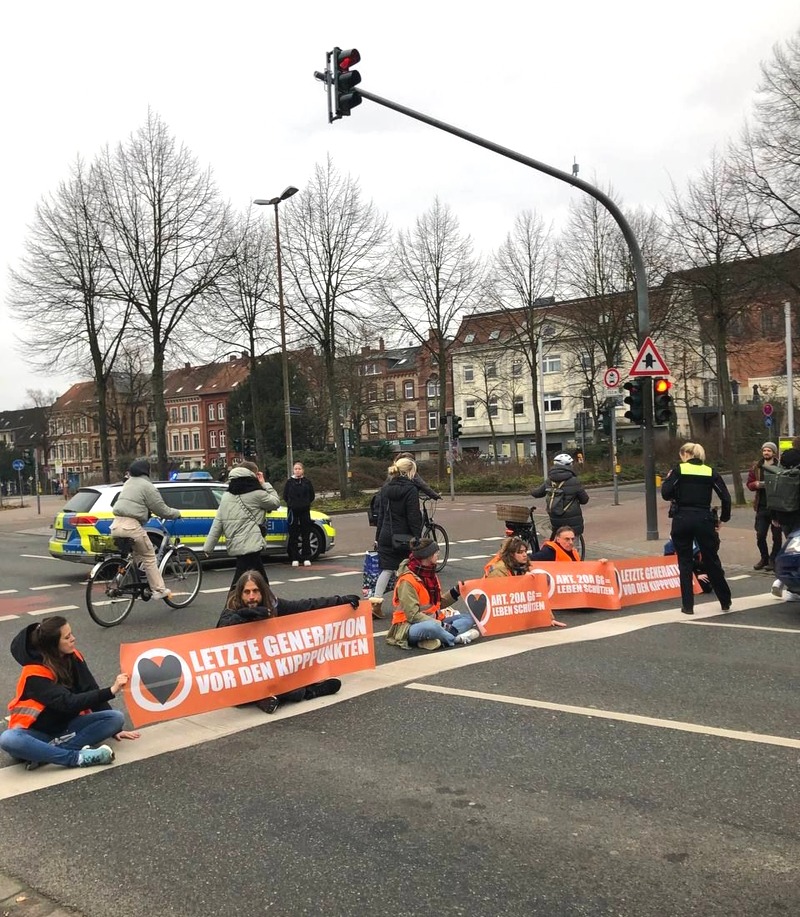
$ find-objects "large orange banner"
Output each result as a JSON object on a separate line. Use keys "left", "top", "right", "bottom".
{"left": 613, "top": 557, "right": 701, "bottom": 607}
{"left": 461, "top": 574, "right": 554, "bottom": 635}
{"left": 119, "top": 603, "right": 375, "bottom": 728}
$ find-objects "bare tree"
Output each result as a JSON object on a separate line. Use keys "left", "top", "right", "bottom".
{"left": 382, "top": 197, "right": 483, "bottom": 478}
{"left": 280, "top": 158, "right": 388, "bottom": 496}
{"left": 95, "top": 111, "right": 233, "bottom": 478}
{"left": 9, "top": 157, "right": 132, "bottom": 482}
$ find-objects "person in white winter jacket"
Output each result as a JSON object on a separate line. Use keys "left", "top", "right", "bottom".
{"left": 203, "top": 461, "right": 280, "bottom": 589}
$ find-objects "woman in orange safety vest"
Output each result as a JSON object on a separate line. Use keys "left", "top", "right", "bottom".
{"left": 1, "top": 616, "right": 138, "bottom": 770}
{"left": 485, "top": 536, "right": 532, "bottom": 577}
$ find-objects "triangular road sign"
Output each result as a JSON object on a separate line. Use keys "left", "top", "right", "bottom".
{"left": 630, "top": 336, "right": 670, "bottom": 376}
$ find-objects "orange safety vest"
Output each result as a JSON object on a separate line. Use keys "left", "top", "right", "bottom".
{"left": 541, "top": 540, "right": 580, "bottom": 562}
{"left": 483, "top": 552, "right": 503, "bottom": 576}
{"left": 391, "top": 572, "right": 444, "bottom": 625}
{"left": 7, "top": 664, "right": 55, "bottom": 729}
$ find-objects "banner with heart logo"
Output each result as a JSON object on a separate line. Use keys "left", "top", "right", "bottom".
{"left": 462, "top": 574, "right": 553, "bottom": 636}
{"left": 119, "top": 603, "right": 375, "bottom": 727}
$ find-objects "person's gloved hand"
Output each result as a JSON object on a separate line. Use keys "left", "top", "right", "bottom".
{"left": 340, "top": 595, "right": 361, "bottom": 609}
{"left": 449, "top": 581, "right": 465, "bottom": 600}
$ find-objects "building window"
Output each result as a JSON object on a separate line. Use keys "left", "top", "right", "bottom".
{"left": 403, "top": 381, "right": 414, "bottom": 400}
{"left": 404, "top": 412, "right": 416, "bottom": 433}
{"left": 384, "top": 382, "right": 396, "bottom": 401}
{"left": 486, "top": 362, "right": 497, "bottom": 379}
{"left": 543, "top": 394, "right": 563, "bottom": 413}
{"left": 512, "top": 360, "right": 523, "bottom": 377}
{"left": 182, "top": 433, "right": 190, "bottom": 450}
{"left": 463, "top": 365, "right": 474, "bottom": 382}
{"left": 209, "top": 431, "right": 217, "bottom": 449}
{"left": 80, "top": 416, "right": 87, "bottom": 433}
{"left": 488, "top": 396, "right": 499, "bottom": 417}
{"left": 464, "top": 332, "right": 475, "bottom": 343}
{"left": 428, "top": 410, "right": 438, "bottom": 431}
{"left": 81, "top": 441, "right": 89, "bottom": 457}
{"left": 466, "top": 399, "right": 476, "bottom": 419}
{"left": 179, "top": 406, "right": 187, "bottom": 423}
{"left": 192, "top": 433, "right": 200, "bottom": 450}
{"left": 219, "top": 430, "right": 226, "bottom": 448}
{"left": 191, "top": 405, "right": 199, "bottom": 422}
{"left": 171, "top": 434, "right": 179, "bottom": 452}
{"left": 363, "top": 362, "right": 379, "bottom": 376}
{"left": 94, "top": 442, "right": 100, "bottom": 458}
{"left": 543, "top": 355, "right": 562, "bottom": 374}
{"left": 386, "top": 414, "right": 397, "bottom": 434}
{"left": 218, "top": 403, "right": 225, "bottom": 420}
{"left": 368, "top": 417, "right": 380, "bottom": 434}
{"left": 513, "top": 395, "right": 525, "bottom": 415}
{"left": 579, "top": 353, "right": 592, "bottom": 370}
{"left": 488, "top": 329, "right": 500, "bottom": 340}
{"left": 368, "top": 386, "right": 378, "bottom": 403}
{"left": 426, "top": 378, "right": 440, "bottom": 398}
{"left": 208, "top": 404, "right": 215, "bottom": 421}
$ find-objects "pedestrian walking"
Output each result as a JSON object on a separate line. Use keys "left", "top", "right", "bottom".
{"left": 373, "top": 457, "right": 423, "bottom": 600}
{"left": 746, "top": 441, "right": 782, "bottom": 571}
{"left": 531, "top": 453, "right": 589, "bottom": 538}
{"left": 283, "top": 461, "right": 316, "bottom": 567}
{"left": 660, "top": 442, "right": 732, "bottom": 615}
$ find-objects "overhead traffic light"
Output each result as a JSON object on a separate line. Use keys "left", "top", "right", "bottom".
{"left": 598, "top": 401, "right": 613, "bottom": 436}
{"left": 243, "top": 438, "right": 256, "bottom": 458}
{"left": 333, "top": 48, "right": 362, "bottom": 118}
{"left": 623, "top": 380, "right": 645, "bottom": 425}
{"left": 653, "top": 378, "right": 674, "bottom": 425}
{"left": 232, "top": 438, "right": 242, "bottom": 453}
{"left": 452, "top": 415, "right": 463, "bottom": 440}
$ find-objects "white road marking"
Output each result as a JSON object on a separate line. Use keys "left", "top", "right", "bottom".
{"left": 0, "top": 589, "right": 18, "bottom": 595}
{"left": 20, "top": 554, "right": 54, "bottom": 560}
{"left": 463, "top": 554, "right": 492, "bottom": 560}
{"left": 29, "top": 584, "right": 70, "bottom": 591}
{"left": 0, "top": 615, "right": 20, "bottom": 622}
{"left": 26, "top": 605, "right": 79, "bottom": 616}
{"left": 728, "top": 574, "right": 751, "bottom": 581}
{"left": 455, "top": 539, "right": 481, "bottom": 543}
{"left": 202, "top": 587, "right": 235, "bottom": 594}
{"left": 289, "top": 576, "right": 325, "bottom": 582}
{"left": 330, "top": 571, "right": 359, "bottom": 577}
{"left": 407, "top": 682, "right": 800, "bottom": 750}
{"left": 689, "top": 621, "right": 800, "bottom": 634}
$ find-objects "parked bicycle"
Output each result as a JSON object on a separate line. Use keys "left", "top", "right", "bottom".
{"left": 495, "top": 503, "right": 586, "bottom": 560}
{"left": 86, "top": 519, "right": 203, "bottom": 627}
{"left": 421, "top": 496, "right": 449, "bottom": 572}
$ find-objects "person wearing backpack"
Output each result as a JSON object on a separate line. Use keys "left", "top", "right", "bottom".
{"left": 746, "top": 441, "right": 782, "bottom": 571}
{"left": 531, "top": 453, "right": 589, "bottom": 538}
{"left": 661, "top": 442, "right": 732, "bottom": 615}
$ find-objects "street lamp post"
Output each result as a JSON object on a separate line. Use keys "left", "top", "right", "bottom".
{"left": 254, "top": 186, "right": 298, "bottom": 480}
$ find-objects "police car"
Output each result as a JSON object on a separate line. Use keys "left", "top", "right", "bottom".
{"left": 48, "top": 481, "right": 336, "bottom": 565}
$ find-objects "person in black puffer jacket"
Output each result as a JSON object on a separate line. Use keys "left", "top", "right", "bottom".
{"left": 283, "top": 461, "right": 316, "bottom": 567}
{"left": 217, "top": 570, "right": 360, "bottom": 715}
{"left": 531, "top": 453, "right": 589, "bottom": 538}
{"left": 373, "top": 457, "right": 423, "bottom": 600}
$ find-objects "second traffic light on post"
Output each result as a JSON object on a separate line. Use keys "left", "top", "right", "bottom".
{"left": 333, "top": 48, "right": 362, "bottom": 118}
{"left": 623, "top": 379, "right": 646, "bottom": 425}
{"left": 452, "top": 415, "right": 463, "bottom": 440}
{"left": 653, "top": 378, "right": 674, "bottom": 425}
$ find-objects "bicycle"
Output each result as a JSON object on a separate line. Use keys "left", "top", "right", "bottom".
{"left": 495, "top": 503, "right": 586, "bottom": 560}
{"left": 421, "top": 496, "right": 449, "bottom": 573}
{"left": 86, "top": 519, "right": 203, "bottom": 627}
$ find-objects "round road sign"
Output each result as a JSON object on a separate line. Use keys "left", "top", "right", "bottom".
{"left": 763, "top": 403, "right": 773, "bottom": 417}
{"left": 12, "top": 459, "right": 25, "bottom": 471}
{"left": 604, "top": 367, "right": 621, "bottom": 388}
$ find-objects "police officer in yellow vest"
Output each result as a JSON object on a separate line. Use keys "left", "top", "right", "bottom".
{"left": 661, "top": 442, "right": 732, "bottom": 615}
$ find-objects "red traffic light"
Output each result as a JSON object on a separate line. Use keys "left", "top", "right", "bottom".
{"left": 336, "top": 49, "right": 360, "bottom": 71}
{"left": 654, "top": 378, "right": 671, "bottom": 394}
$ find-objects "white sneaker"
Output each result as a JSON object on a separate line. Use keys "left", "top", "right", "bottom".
{"left": 771, "top": 579, "right": 783, "bottom": 599}
{"left": 455, "top": 627, "right": 481, "bottom": 646}
{"left": 150, "top": 590, "right": 172, "bottom": 602}
{"left": 291, "top": 560, "right": 300, "bottom": 567}
{"left": 303, "top": 560, "right": 312, "bottom": 567}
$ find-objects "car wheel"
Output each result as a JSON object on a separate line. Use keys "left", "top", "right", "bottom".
{"left": 292, "top": 526, "right": 324, "bottom": 560}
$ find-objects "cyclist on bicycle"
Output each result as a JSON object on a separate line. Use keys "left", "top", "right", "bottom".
{"left": 531, "top": 453, "right": 589, "bottom": 539}
{"left": 110, "top": 459, "right": 182, "bottom": 602}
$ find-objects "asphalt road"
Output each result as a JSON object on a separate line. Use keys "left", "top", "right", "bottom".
{"left": 0, "top": 492, "right": 798, "bottom": 916}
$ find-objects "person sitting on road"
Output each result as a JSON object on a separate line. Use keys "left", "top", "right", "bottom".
{"left": 203, "top": 461, "right": 280, "bottom": 589}
{"left": 530, "top": 526, "right": 582, "bottom": 562}
{"left": 530, "top": 453, "right": 589, "bottom": 539}
{"left": 386, "top": 537, "right": 479, "bottom": 652}
{"left": 110, "top": 459, "right": 182, "bottom": 602}
{"left": 485, "top": 536, "right": 532, "bottom": 577}
{"left": 0, "top": 616, "right": 139, "bottom": 770}
{"left": 217, "top": 571, "right": 360, "bottom": 715}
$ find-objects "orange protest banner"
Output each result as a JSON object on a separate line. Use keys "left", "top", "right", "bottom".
{"left": 119, "top": 603, "right": 375, "bottom": 728}
{"left": 527, "top": 561, "right": 620, "bottom": 610}
{"left": 613, "top": 556, "right": 701, "bottom": 607}
{"left": 461, "top": 574, "right": 553, "bottom": 635}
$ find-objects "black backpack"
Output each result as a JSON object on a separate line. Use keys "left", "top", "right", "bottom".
{"left": 763, "top": 464, "right": 800, "bottom": 513}
{"left": 546, "top": 480, "right": 575, "bottom": 517}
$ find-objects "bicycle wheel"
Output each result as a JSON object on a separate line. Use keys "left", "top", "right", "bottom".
{"left": 86, "top": 557, "right": 136, "bottom": 627}
{"left": 160, "top": 546, "right": 203, "bottom": 608}
{"left": 425, "top": 523, "right": 450, "bottom": 572}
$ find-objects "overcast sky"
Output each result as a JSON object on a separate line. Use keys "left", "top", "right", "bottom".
{"left": 1, "top": 1, "right": 798, "bottom": 411}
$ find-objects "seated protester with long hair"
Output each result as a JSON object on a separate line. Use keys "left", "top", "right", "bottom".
{"left": 485, "top": 536, "right": 532, "bottom": 577}
{"left": 1, "top": 616, "right": 138, "bottom": 770}
{"left": 217, "top": 571, "right": 361, "bottom": 714}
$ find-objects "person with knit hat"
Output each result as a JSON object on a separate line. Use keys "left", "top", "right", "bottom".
{"left": 386, "top": 537, "right": 480, "bottom": 651}
{"left": 746, "top": 442, "right": 782, "bottom": 571}
{"left": 110, "top": 459, "right": 182, "bottom": 601}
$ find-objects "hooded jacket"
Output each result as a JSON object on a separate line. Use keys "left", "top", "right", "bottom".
{"left": 283, "top": 474, "right": 315, "bottom": 511}
{"left": 113, "top": 468, "right": 181, "bottom": 523}
{"left": 203, "top": 466, "right": 280, "bottom": 557}
{"left": 6, "top": 623, "right": 113, "bottom": 738}
{"left": 375, "top": 475, "right": 423, "bottom": 568}
{"left": 530, "top": 465, "right": 589, "bottom": 535}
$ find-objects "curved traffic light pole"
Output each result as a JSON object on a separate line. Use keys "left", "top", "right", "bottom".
{"left": 337, "top": 83, "right": 660, "bottom": 539}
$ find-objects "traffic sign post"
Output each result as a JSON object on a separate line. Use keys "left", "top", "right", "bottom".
{"left": 603, "top": 367, "right": 620, "bottom": 390}
{"left": 629, "top": 337, "right": 670, "bottom": 376}
{"left": 763, "top": 403, "right": 773, "bottom": 417}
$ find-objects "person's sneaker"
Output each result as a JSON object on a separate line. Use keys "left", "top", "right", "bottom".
{"left": 455, "top": 627, "right": 481, "bottom": 645}
{"left": 368, "top": 597, "right": 385, "bottom": 619}
{"left": 720, "top": 604, "right": 732, "bottom": 613}
{"left": 77, "top": 745, "right": 115, "bottom": 767}
{"left": 303, "top": 560, "right": 312, "bottom": 567}
{"left": 415, "top": 638, "right": 441, "bottom": 651}
{"left": 765, "top": 563, "right": 774, "bottom": 572}
{"left": 255, "top": 696, "right": 280, "bottom": 714}
{"left": 680, "top": 606, "right": 694, "bottom": 615}
{"left": 291, "top": 560, "right": 300, "bottom": 567}
{"left": 150, "top": 589, "right": 172, "bottom": 602}
{"left": 771, "top": 580, "right": 783, "bottom": 599}
{"left": 753, "top": 559, "right": 768, "bottom": 570}
{"left": 305, "top": 678, "right": 342, "bottom": 700}
{"left": 24, "top": 760, "right": 43, "bottom": 771}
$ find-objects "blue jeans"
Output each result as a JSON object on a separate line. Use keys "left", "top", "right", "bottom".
{"left": 409, "top": 612, "right": 474, "bottom": 647}
{"left": 0, "top": 709, "right": 124, "bottom": 767}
